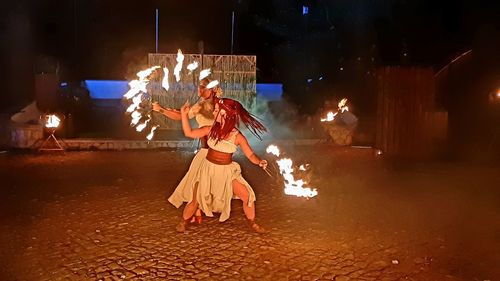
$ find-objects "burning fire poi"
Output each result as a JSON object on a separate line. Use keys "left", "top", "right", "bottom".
{"left": 266, "top": 145, "right": 318, "bottom": 198}
{"left": 124, "top": 49, "right": 215, "bottom": 140}
{"left": 173, "top": 49, "right": 184, "bottom": 82}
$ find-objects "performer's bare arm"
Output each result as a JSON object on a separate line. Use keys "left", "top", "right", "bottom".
{"left": 152, "top": 102, "right": 181, "bottom": 120}
{"left": 180, "top": 102, "right": 210, "bottom": 139}
{"left": 236, "top": 133, "right": 268, "bottom": 169}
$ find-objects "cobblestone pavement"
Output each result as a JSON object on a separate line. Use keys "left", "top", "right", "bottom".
{"left": 1, "top": 148, "right": 499, "bottom": 280}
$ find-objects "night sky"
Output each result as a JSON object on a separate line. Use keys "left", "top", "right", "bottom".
{"left": 1, "top": 0, "right": 500, "bottom": 111}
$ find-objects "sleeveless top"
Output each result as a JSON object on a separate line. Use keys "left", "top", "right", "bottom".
{"left": 207, "top": 130, "right": 238, "bottom": 154}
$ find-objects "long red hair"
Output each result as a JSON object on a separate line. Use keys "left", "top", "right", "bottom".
{"left": 209, "top": 97, "right": 266, "bottom": 141}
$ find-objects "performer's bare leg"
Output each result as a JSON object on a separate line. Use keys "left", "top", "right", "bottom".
{"left": 232, "top": 179, "right": 255, "bottom": 219}
{"left": 177, "top": 183, "right": 199, "bottom": 232}
{"left": 195, "top": 208, "right": 203, "bottom": 223}
{"left": 190, "top": 208, "right": 203, "bottom": 223}
{"left": 183, "top": 183, "right": 199, "bottom": 220}
{"left": 232, "top": 180, "right": 265, "bottom": 233}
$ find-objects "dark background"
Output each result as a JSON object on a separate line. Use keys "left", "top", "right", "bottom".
{"left": 1, "top": 0, "right": 499, "bottom": 152}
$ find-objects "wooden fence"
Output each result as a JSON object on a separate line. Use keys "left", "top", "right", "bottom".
{"left": 148, "top": 53, "right": 256, "bottom": 129}
{"left": 376, "top": 67, "right": 448, "bottom": 159}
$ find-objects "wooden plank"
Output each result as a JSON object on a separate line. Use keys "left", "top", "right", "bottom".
{"left": 147, "top": 53, "right": 257, "bottom": 129}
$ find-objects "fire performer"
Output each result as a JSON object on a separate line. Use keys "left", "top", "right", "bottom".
{"left": 177, "top": 97, "right": 268, "bottom": 233}
{"left": 152, "top": 78, "right": 220, "bottom": 224}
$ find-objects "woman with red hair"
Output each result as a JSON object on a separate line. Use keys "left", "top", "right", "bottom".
{"left": 177, "top": 97, "right": 268, "bottom": 233}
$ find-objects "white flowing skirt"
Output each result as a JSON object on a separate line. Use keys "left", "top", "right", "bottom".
{"left": 195, "top": 160, "right": 256, "bottom": 222}
{"left": 168, "top": 148, "right": 256, "bottom": 222}
{"left": 168, "top": 148, "right": 208, "bottom": 208}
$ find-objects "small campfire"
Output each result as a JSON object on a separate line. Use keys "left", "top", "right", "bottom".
{"left": 45, "top": 114, "right": 61, "bottom": 129}
{"left": 39, "top": 114, "right": 64, "bottom": 152}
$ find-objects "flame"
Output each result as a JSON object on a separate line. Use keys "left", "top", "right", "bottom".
{"left": 320, "top": 98, "right": 349, "bottom": 122}
{"left": 338, "top": 98, "right": 347, "bottom": 108}
{"left": 199, "top": 68, "right": 211, "bottom": 80}
{"left": 146, "top": 125, "right": 159, "bottom": 140}
{"left": 123, "top": 81, "right": 142, "bottom": 99}
{"left": 187, "top": 61, "right": 199, "bottom": 72}
{"left": 125, "top": 66, "right": 166, "bottom": 140}
{"left": 126, "top": 103, "right": 138, "bottom": 113}
{"left": 126, "top": 93, "right": 143, "bottom": 113}
{"left": 173, "top": 49, "right": 184, "bottom": 82}
{"left": 135, "top": 119, "right": 150, "bottom": 132}
{"left": 132, "top": 93, "right": 143, "bottom": 105}
{"left": 266, "top": 145, "right": 280, "bottom": 157}
{"left": 45, "top": 114, "right": 61, "bottom": 128}
{"left": 266, "top": 145, "right": 317, "bottom": 198}
{"left": 206, "top": 80, "right": 219, "bottom": 89}
{"left": 276, "top": 158, "right": 318, "bottom": 198}
{"left": 123, "top": 66, "right": 160, "bottom": 100}
{"left": 136, "top": 66, "right": 160, "bottom": 80}
{"left": 162, "top": 67, "right": 169, "bottom": 91}
{"left": 321, "top": 111, "right": 337, "bottom": 122}
{"left": 130, "top": 111, "right": 142, "bottom": 126}
{"left": 338, "top": 98, "right": 349, "bottom": 113}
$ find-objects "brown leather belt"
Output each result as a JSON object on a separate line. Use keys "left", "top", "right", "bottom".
{"left": 206, "top": 148, "right": 232, "bottom": 165}
{"left": 200, "top": 136, "right": 208, "bottom": 149}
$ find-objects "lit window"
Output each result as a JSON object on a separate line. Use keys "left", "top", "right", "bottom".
{"left": 303, "top": 6, "right": 309, "bottom": 15}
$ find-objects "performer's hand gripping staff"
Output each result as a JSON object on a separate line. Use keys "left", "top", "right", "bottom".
{"left": 259, "top": 159, "right": 273, "bottom": 178}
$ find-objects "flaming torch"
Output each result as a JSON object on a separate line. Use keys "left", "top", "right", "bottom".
{"left": 124, "top": 49, "right": 216, "bottom": 141}
{"left": 173, "top": 49, "right": 184, "bottom": 82}
{"left": 187, "top": 61, "right": 199, "bottom": 73}
{"left": 206, "top": 80, "right": 219, "bottom": 89}
{"left": 199, "top": 68, "right": 211, "bottom": 80}
{"left": 146, "top": 125, "right": 159, "bottom": 141}
{"left": 123, "top": 66, "right": 161, "bottom": 139}
{"left": 162, "top": 67, "right": 169, "bottom": 91}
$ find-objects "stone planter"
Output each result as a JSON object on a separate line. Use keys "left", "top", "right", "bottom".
{"left": 321, "top": 123, "right": 354, "bottom": 146}
{"left": 10, "top": 122, "right": 44, "bottom": 149}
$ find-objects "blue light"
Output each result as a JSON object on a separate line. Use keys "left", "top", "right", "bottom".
{"left": 60, "top": 82, "right": 68, "bottom": 87}
{"left": 84, "top": 80, "right": 129, "bottom": 99}
{"left": 307, "top": 78, "right": 313, "bottom": 83}
{"left": 256, "top": 83, "right": 283, "bottom": 101}
{"left": 83, "top": 80, "right": 283, "bottom": 101}
{"left": 318, "top": 76, "right": 323, "bottom": 81}
{"left": 303, "top": 6, "right": 308, "bottom": 15}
